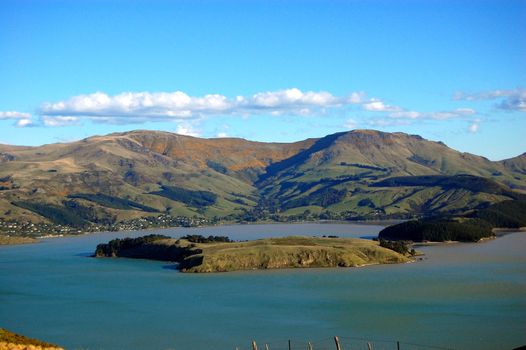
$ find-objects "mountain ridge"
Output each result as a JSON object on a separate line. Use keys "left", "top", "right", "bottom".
{"left": 0, "top": 129, "right": 524, "bottom": 235}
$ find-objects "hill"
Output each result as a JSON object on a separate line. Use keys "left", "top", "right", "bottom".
{"left": 95, "top": 235, "right": 411, "bottom": 273}
{"left": 378, "top": 200, "right": 526, "bottom": 242}
{"left": 256, "top": 130, "right": 525, "bottom": 219}
{"left": 500, "top": 152, "right": 526, "bottom": 175}
{"left": 0, "top": 129, "right": 524, "bottom": 236}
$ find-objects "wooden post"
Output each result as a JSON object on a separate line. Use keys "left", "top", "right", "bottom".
{"left": 308, "top": 341, "right": 313, "bottom": 350}
{"left": 252, "top": 340, "right": 258, "bottom": 350}
{"left": 334, "top": 336, "right": 341, "bottom": 350}
{"left": 265, "top": 344, "right": 270, "bottom": 350}
{"left": 367, "top": 342, "right": 372, "bottom": 350}
{"left": 397, "top": 341, "right": 400, "bottom": 350}
{"left": 288, "top": 339, "right": 291, "bottom": 350}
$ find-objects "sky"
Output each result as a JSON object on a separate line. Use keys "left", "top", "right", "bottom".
{"left": 0, "top": 0, "right": 525, "bottom": 160}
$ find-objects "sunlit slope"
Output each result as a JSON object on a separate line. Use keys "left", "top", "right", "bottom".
{"left": 0, "top": 129, "right": 524, "bottom": 225}
{"left": 258, "top": 130, "right": 525, "bottom": 217}
{"left": 0, "top": 131, "right": 314, "bottom": 222}
{"left": 500, "top": 152, "right": 526, "bottom": 175}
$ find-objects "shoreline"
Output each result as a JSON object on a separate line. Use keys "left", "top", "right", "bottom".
{"left": 492, "top": 226, "right": 526, "bottom": 234}
{"left": 3, "top": 221, "right": 524, "bottom": 247}
{"left": 405, "top": 228, "right": 526, "bottom": 248}
{"left": 0, "top": 236, "right": 38, "bottom": 246}
{"left": 1, "top": 219, "right": 391, "bottom": 245}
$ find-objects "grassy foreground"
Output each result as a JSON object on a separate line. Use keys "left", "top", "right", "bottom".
{"left": 96, "top": 235, "right": 411, "bottom": 273}
{"left": 0, "top": 329, "right": 63, "bottom": 350}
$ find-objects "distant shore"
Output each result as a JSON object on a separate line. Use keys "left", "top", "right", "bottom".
{"left": 0, "top": 236, "right": 38, "bottom": 246}
{"left": 492, "top": 226, "right": 526, "bottom": 234}
{"left": 0, "top": 219, "right": 392, "bottom": 245}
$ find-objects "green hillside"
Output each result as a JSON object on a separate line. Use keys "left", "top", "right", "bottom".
{"left": 0, "top": 129, "right": 524, "bottom": 236}
{"left": 378, "top": 200, "right": 526, "bottom": 242}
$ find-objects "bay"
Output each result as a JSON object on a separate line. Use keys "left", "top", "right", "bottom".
{"left": 1, "top": 223, "right": 525, "bottom": 350}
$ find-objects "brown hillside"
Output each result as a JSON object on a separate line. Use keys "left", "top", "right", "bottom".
{"left": 0, "top": 129, "right": 523, "bottom": 225}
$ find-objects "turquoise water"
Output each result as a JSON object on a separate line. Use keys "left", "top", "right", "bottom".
{"left": 1, "top": 223, "right": 525, "bottom": 350}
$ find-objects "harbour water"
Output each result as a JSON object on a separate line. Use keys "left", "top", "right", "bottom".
{"left": 1, "top": 223, "right": 525, "bottom": 350}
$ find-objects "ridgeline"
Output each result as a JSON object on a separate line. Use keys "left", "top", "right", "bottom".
{"left": 1, "top": 129, "right": 525, "bottom": 238}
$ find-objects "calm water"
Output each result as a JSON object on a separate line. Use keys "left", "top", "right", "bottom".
{"left": 1, "top": 223, "right": 525, "bottom": 350}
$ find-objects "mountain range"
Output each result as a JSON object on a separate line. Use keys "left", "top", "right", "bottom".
{"left": 0, "top": 129, "right": 524, "bottom": 229}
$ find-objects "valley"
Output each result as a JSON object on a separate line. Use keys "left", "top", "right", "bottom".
{"left": 1, "top": 129, "right": 524, "bottom": 238}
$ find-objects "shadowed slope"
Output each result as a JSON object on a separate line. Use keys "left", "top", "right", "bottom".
{"left": 0, "top": 129, "right": 524, "bottom": 230}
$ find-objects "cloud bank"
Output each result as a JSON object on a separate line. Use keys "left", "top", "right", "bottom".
{"left": 39, "top": 88, "right": 355, "bottom": 124}
{"left": 0, "top": 111, "right": 34, "bottom": 127}
{"left": 454, "top": 88, "right": 526, "bottom": 112}
{"left": 36, "top": 88, "right": 485, "bottom": 128}
{"left": 4, "top": 87, "right": 521, "bottom": 132}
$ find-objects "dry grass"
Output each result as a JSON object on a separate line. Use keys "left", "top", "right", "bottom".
{"left": 0, "top": 236, "right": 37, "bottom": 245}
{"left": 0, "top": 329, "right": 63, "bottom": 350}
{"left": 183, "top": 236, "right": 410, "bottom": 273}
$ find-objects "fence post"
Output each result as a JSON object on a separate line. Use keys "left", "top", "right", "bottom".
{"left": 252, "top": 340, "right": 258, "bottom": 350}
{"left": 308, "top": 341, "right": 313, "bottom": 350}
{"left": 288, "top": 339, "right": 291, "bottom": 350}
{"left": 334, "top": 336, "right": 341, "bottom": 350}
{"left": 367, "top": 342, "right": 372, "bottom": 350}
{"left": 397, "top": 341, "right": 400, "bottom": 350}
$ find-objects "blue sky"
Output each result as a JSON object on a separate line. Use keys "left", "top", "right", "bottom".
{"left": 0, "top": 0, "right": 524, "bottom": 160}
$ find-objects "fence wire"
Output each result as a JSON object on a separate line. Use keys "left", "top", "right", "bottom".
{"left": 235, "top": 336, "right": 456, "bottom": 350}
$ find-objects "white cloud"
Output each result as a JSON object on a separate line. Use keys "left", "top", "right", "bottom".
{"left": 347, "top": 92, "right": 366, "bottom": 104}
{"left": 454, "top": 88, "right": 526, "bottom": 112}
{"left": 40, "top": 91, "right": 227, "bottom": 120}
{"left": 39, "top": 88, "right": 356, "bottom": 125}
{"left": 0, "top": 111, "right": 35, "bottom": 127}
{"left": 343, "top": 118, "right": 359, "bottom": 129}
{"left": 362, "top": 99, "right": 402, "bottom": 112}
{"left": 19, "top": 87, "right": 505, "bottom": 129}
{"left": 389, "top": 107, "right": 475, "bottom": 121}
{"left": 427, "top": 108, "right": 476, "bottom": 120}
{"left": 368, "top": 119, "right": 411, "bottom": 127}
{"left": 389, "top": 111, "right": 421, "bottom": 119}
{"left": 16, "top": 119, "right": 34, "bottom": 127}
{"left": 468, "top": 119, "right": 481, "bottom": 134}
{"left": 498, "top": 92, "right": 526, "bottom": 112}
{"left": 0, "top": 111, "right": 32, "bottom": 119}
{"left": 250, "top": 88, "right": 337, "bottom": 107}
{"left": 175, "top": 123, "right": 201, "bottom": 137}
{"left": 454, "top": 89, "right": 518, "bottom": 101}
{"left": 216, "top": 132, "right": 229, "bottom": 138}
{"left": 42, "top": 116, "right": 79, "bottom": 127}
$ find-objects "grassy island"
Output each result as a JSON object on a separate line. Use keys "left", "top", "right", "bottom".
{"left": 95, "top": 234, "right": 411, "bottom": 273}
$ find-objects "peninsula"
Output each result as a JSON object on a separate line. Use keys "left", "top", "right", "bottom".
{"left": 95, "top": 234, "right": 411, "bottom": 273}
